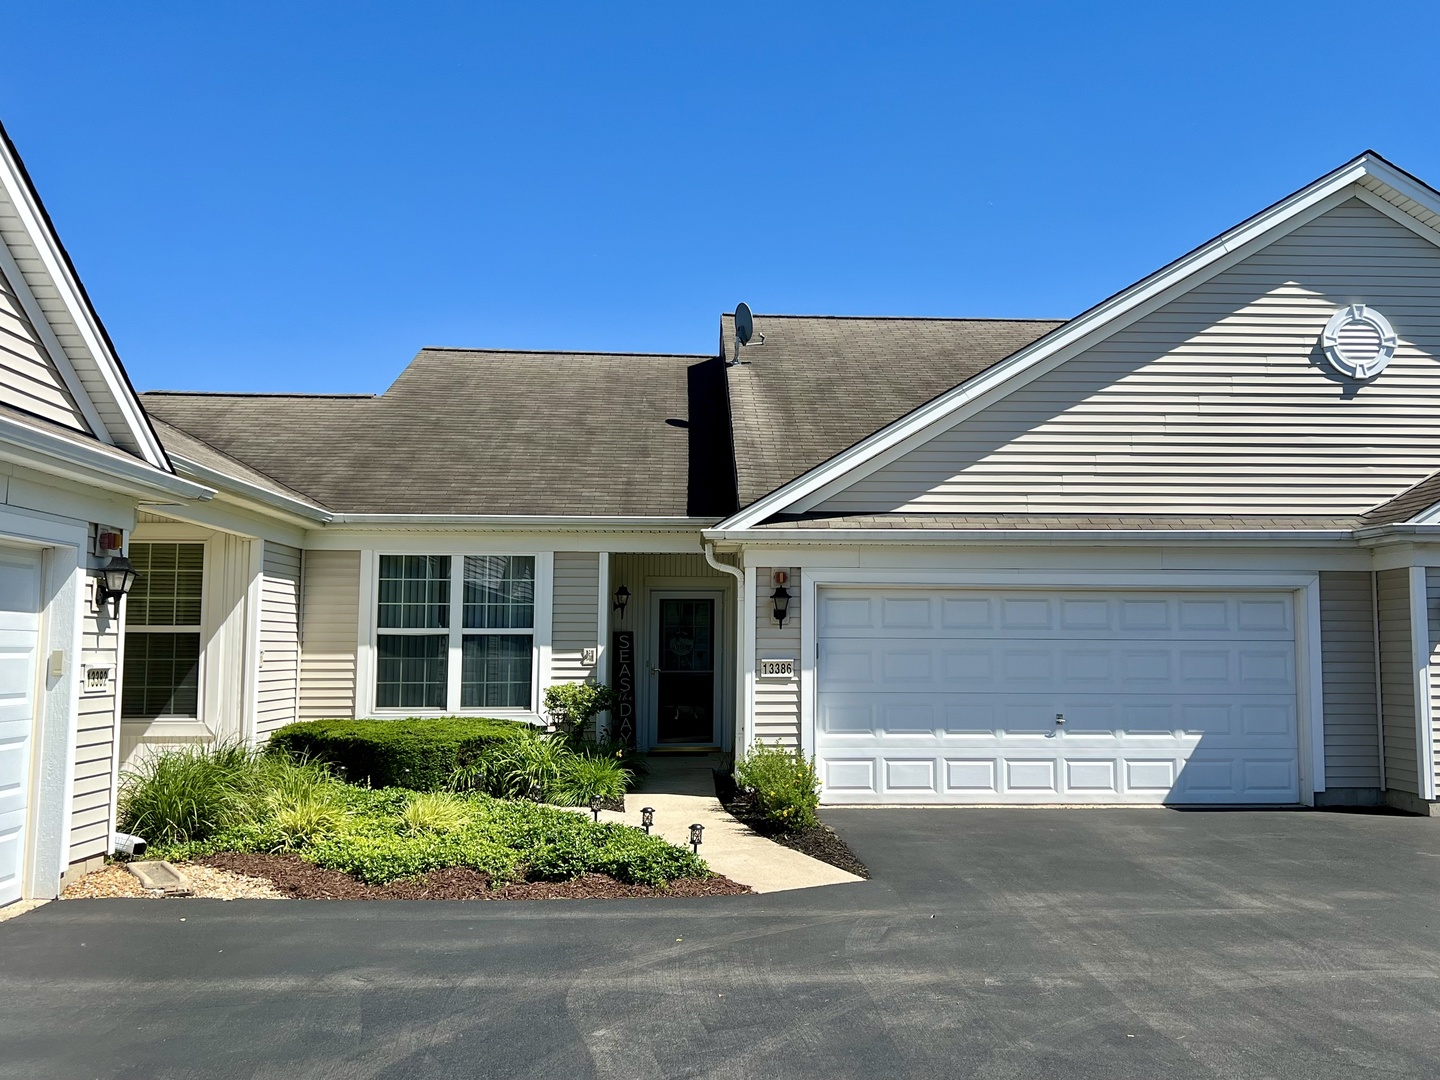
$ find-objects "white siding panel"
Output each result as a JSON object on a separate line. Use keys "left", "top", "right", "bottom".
{"left": 822, "top": 199, "right": 1440, "bottom": 515}
{"left": 1319, "top": 571, "right": 1380, "bottom": 788}
{"left": 1377, "top": 568, "right": 1419, "bottom": 794}
{"left": 256, "top": 542, "right": 301, "bottom": 740}
{"left": 71, "top": 575, "right": 119, "bottom": 866}
{"left": 298, "top": 550, "right": 359, "bottom": 720}
{"left": 550, "top": 551, "right": 599, "bottom": 685}
{"left": 0, "top": 262, "right": 88, "bottom": 431}
{"left": 755, "top": 568, "right": 801, "bottom": 748}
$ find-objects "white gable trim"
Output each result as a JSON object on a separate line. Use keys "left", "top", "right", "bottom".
{"left": 719, "top": 154, "right": 1440, "bottom": 529}
{"left": 0, "top": 132, "right": 170, "bottom": 470}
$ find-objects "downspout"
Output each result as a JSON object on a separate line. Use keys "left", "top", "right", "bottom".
{"left": 703, "top": 542, "right": 746, "bottom": 757}
{"left": 1373, "top": 570, "right": 1386, "bottom": 791}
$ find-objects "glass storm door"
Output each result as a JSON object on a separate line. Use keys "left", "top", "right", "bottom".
{"left": 655, "top": 598, "right": 716, "bottom": 744}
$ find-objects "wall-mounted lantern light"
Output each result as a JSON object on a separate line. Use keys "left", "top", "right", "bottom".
{"left": 612, "top": 585, "right": 631, "bottom": 618}
{"left": 95, "top": 556, "right": 137, "bottom": 619}
{"left": 640, "top": 807, "right": 655, "bottom": 834}
{"left": 771, "top": 585, "right": 791, "bottom": 628}
{"left": 688, "top": 822, "right": 704, "bottom": 854}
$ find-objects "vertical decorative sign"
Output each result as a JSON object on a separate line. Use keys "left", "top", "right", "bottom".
{"left": 611, "top": 630, "right": 636, "bottom": 747}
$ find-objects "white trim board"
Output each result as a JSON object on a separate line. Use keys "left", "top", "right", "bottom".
{"left": 719, "top": 153, "right": 1440, "bottom": 529}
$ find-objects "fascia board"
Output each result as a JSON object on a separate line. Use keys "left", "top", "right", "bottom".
{"left": 0, "top": 137, "right": 171, "bottom": 471}
{"left": 167, "top": 453, "right": 333, "bottom": 525}
{"left": 717, "top": 157, "right": 1380, "bottom": 531}
{"left": 701, "top": 527, "right": 1357, "bottom": 545}
{"left": 0, "top": 413, "right": 212, "bottom": 501}
{"left": 326, "top": 514, "right": 716, "bottom": 529}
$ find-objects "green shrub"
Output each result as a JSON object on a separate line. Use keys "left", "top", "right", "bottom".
{"left": 401, "top": 791, "right": 470, "bottom": 834}
{"left": 266, "top": 717, "right": 531, "bottom": 791}
{"left": 547, "top": 753, "right": 631, "bottom": 807}
{"left": 454, "top": 730, "right": 571, "bottom": 800}
{"left": 118, "top": 744, "right": 242, "bottom": 844}
{"left": 733, "top": 742, "right": 821, "bottom": 830}
{"left": 543, "top": 681, "right": 617, "bottom": 740}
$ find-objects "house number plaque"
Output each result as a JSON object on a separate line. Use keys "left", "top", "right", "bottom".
{"left": 759, "top": 658, "right": 796, "bottom": 679}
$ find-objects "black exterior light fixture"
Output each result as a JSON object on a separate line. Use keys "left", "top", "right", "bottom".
{"left": 589, "top": 796, "right": 603, "bottom": 823}
{"left": 612, "top": 585, "right": 631, "bottom": 619}
{"left": 771, "top": 585, "right": 791, "bottom": 628}
{"left": 640, "top": 807, "right": 655, "bottom": 834}
{"left": 688, "top": 823, "right": 704, "bottom": 854}
{"left": 95, "top": 555, "right": 137, "bottom": 618}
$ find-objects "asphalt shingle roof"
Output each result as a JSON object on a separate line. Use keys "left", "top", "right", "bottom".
{"left": 720, "top": 314, "right": 1064, "bottom": 507}
{"left": 142, "top": 349, "right": 734, "bottom": 517}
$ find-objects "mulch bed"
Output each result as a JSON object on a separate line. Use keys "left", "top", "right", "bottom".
{"left": 198, "top": 853, "right": 750, "bottom": 900}
{"left": 716, "top": 779, "right": 870, "bottom": 879}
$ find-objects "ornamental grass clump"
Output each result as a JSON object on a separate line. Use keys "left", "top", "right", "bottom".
{"left": 733, "top": 742, "right": 822, "bottom": 831}
{"left": 400, "top": 791, "right": 471, "bottom": 834}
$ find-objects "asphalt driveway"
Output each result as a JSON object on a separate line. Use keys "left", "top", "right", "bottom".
{"left": 4, "top": 807, "right": 1440, "bottom": 1079}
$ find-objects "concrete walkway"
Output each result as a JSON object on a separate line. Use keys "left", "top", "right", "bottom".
{"left": 597, "top": 754, "right": 863, "bottom": 894}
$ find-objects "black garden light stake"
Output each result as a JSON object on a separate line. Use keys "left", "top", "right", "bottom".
{"left": 640, "top": 807, "right": 655, "bottom": 834}
{"left": 589, "top": 796, "right": 603, "bottom": 822}
{"left": 688, "top": 823, "right": 704, "bottom": 854}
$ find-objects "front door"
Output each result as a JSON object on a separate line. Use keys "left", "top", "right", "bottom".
{"left": 654, "top": 596, "right": 717, "bottom": 745}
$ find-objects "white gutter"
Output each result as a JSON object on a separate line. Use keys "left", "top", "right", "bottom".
{"left": 0, "top": 413, "right": 213, "bottom": 502}
{"left": 704, "top": 527, "right": 1357, "bottom": 545}
{"left": 703, "top": 541, "right": 747, "bottom": 755}
{"left": 329, "top": 514, "right": 716, "bottom": 529}
{"left": 169, "top": 453, "right": 333, "bottom": 524}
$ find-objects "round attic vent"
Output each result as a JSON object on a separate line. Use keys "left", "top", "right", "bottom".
{"left": 1321, "top": 304, "right": 1397, "bottom": 380}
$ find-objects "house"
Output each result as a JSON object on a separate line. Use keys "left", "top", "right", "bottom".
{"left": 5, "top": 122, "right": 1440, "bottom": 906}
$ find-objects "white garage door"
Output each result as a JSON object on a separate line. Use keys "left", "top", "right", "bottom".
{"left": 816, "top": 587, "right": 1300, "bottom": 805}
{"left": 0, "top": 549, "right": 41, "bottom": 906}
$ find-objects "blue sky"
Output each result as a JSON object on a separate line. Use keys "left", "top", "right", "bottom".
{"left": 3, "top": 2, "right": 1439, "bottom": 394}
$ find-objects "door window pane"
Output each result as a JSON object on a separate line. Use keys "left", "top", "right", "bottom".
{"left": 376, "top": 634, "right": 448, "bottom": 709}
{"left": 127, "top": 543, "right": 204, "bottom": 627}
{"left": 660, "top": 599, "right": 713, "bottom": 672}
{"left": 463, "top": 556, "right": 535, "bottom": 629}
{"left": 377, "top": 555, "right": 450, "bottom": 629}
{"left": 122, "top": 632, "right": 201, "bottom": 719}
{"left": 461, "top": 634, "right": 533, "bottom": 709}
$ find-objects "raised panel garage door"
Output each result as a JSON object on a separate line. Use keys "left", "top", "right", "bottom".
{"left": 815, "top": 587, "right": 1300, "bottom": 805}
{"left": 0, "top": 548, "right": 40, "bottom": 906}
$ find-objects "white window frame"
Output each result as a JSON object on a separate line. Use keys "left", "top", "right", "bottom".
{"left": 362, "top": 550, "right": 553, "bottom": 720}
{"left": 121, "top": 540, "right": 207, "bottom": 725}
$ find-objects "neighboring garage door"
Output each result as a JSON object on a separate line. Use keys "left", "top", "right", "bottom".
{"left": 816, "top": 587, "right": 1300, "bottom": 805}
{"left": 0, "top": 549, "right": 41, "bottom": 906}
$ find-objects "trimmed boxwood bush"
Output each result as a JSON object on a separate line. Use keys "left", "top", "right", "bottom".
{"left": 266, "top": 717, "right": 530, "bottom": 791}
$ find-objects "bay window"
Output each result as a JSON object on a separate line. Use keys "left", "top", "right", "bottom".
{"left": 375, "top": 554, "right": 536, "bottom": 712}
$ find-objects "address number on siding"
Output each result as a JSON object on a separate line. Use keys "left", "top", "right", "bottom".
{"left": 759, "top": 658, "right": 796, "bottom": 679}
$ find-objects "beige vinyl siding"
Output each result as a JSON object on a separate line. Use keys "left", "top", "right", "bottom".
{"left": 0, "top": 183, "right": 149, "bottom": 455}
{"left": 822, "top": 198, "right": 1440, "bottom": 515}
{"left": 298, "top": 550, "right": 360, "bottom": 720}
{"left": 754, "top": 568, "right": 801, "bottom": 748}
{"left": 70, "top": 576, "right": 119, "bottom": 865}
{"left": 550, "top": 551, "right": 598, "bottom": 684}
{"left": 255, "top": 542, "right": 301, "bottom": 739}
{"left": 1377, "top": 568, "right": 1419, "bottom": 795}
{"left": 1318, "top": 571, "right": 1381, "bottom": 788}
{"left": 1428, "top": 568, "right": 1440, "bottom": 792}
{"left": 0, "top": 263, "right": 88, "bottom": 431}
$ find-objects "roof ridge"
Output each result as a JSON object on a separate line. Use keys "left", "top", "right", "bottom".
{"left": 725, "top": 314, "right": 1068, "bottom": 323}
{"left": 416, "top": 346, "right": 715, "bottom": 359}
{"left": 142, "top": 390, "right": 377, "bottom": 399}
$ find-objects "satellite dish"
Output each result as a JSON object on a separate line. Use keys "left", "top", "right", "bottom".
{"left": 735, "top": 303, "right": 754, "bottom": 347}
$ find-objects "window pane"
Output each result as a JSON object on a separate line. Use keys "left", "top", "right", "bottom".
{"left": 377, "top": 555, "right": 450, "bottom": 629}
{"left": 461, "top": 634, "right": 533, "bottom": 709}
{"left": 376, "top": 634, "right": 448, "bottom": 709}
{"left": 127, "top": 543, "right": 204, "bottom": 627}
{"left": 121, "top": 632, "right": 200, "bottom": 719}
{"left": 463, "top": 555, "right": 535, "bottom": 629}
